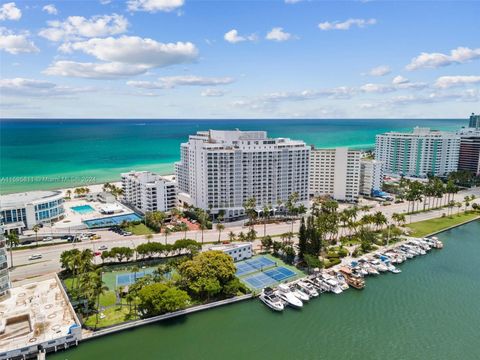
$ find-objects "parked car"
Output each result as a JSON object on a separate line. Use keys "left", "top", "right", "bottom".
{"left": 98, "top": 245, "right": 108, "bottom": 251}
{"left": 94, "top": 251, "right": 101, "bottom": 256}
{"left": 43, "top": 236, "right": 53, "bottom": 242}
{"left": 122, "top": 231, "right": 132, "bottom": 236}
{"left": 28, "top": 254, "right": 42, "bottom": 260}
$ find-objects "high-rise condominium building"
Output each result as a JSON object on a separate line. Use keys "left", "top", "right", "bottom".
{"left": 457, "top": 129, "right": 480, "bottom": 175}
{"left": 469, "top": 113, "right": 480, "bottom": 130}
{"left": 0, "top": 221, "right": 10, "bottom": 297}
{"left": 360, "top": 159, "right": 384, "bottom": 196}
{"left": 121, "top": 171, "right": 177, "bottom": 213}
{"left": 175, "top": 130, "right": 310, "bottom": 219}
{"left": 375, "top": 127, "right": 460, "bottom": 178}
{"left": 309, "top": 147, "right": 361, "bottom": 202}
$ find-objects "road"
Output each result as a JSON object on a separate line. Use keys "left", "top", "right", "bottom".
{"left": 8, "top": 187, "right": 480, "bottom": 282}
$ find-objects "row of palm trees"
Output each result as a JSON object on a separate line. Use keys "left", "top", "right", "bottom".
{"left": 397, "top": 177, "right": 469, "bottom": 214}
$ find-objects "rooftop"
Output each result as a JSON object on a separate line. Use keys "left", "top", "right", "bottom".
{"left": 0, "top": 190, "right": 63, "bottom": 208}
{"left": 209, "top": 242, "right": 253, "bottom": 252}
{"left": 0, "top": 275, "right": 80, "bottom": 354}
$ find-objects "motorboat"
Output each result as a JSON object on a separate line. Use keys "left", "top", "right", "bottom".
{"left": 259, "top": 287, "right": 285, "bottom": 312}
{"left": 407, "top": 243, "right": 426, "bottom": 255}
{"left": 369, "top": 259, "right": 388, "bottom": 272}
{"left": 275, "top": 284, "right": 303, "bottom": 308}
{"left": 384, "top": 259, "right": 401, "bottom": 274}
{"left": 297, "top": 280, "right": 319, "bottom": 297}
{"left": 396, "top": 247, "right": 413, "bottom": 259}
{"left": 351, "top": 261, "right": 368, "bottom": 276}
{"left": 339, "top": 267, "right": 366, "bottom": 289}
{"left": 358, "top": 258, "right": 379, "bottom": 275}
{"left": 322, "top": 275, "right": 343, "bottom": 294}
{"left": 400, "top": 245, "right": 419, "bottom": 257}
{"left": 289, "top": 283, "right": 310, "bottom": 302}
{"left": 334, "top": 272, "right": 350, "bottom": 290}
{"left": 304, "top": 277, "right": 323, "bottom": 292}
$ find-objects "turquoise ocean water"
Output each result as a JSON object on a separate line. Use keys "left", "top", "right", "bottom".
{"left": 0, "top": 119, "right": 467, "bottom": 194}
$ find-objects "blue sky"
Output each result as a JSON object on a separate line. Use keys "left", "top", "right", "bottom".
{"left": 0, "top": 0, "right": 479, "bottom": 118}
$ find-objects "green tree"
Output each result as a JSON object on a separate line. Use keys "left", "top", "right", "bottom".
{"left": 32, "top": 224, "right": 40, "bottom": 247}
{"left": 261, "top": 236, "right": 273, "bottom": 252}
{"left": 178, "top": 251, "right": 237, "bottom": 300}
{"left": 243, "top": 197, "right": 257, "bottom": 228}
{"left": 304, "top": 253, "right": 322, "bottom": 272}
{"left": 297, "top": 217, "right": 307, "bottom": 260}
{"left": 216, "top": 223, "right": 225, "bottom": 243}
{"left": 6, "top": 232, "right": 19, "bottom": 268}
{"left": 138, "top": 283, "right": 190, "bottom": 317}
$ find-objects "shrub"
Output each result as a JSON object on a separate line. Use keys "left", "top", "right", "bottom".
{"left": 326, "top": 251, "right": 339, "bottom": 258}
{"left": 337, "top": 248, "right": 348, "bottom": 258}
{"left": 325, "top": 258, "right": 341, "bottom": 268}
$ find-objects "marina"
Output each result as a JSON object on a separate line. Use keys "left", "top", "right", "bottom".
{"left": 256, "top": 237, "right": 443, "bottom": 312}
{"left": 48, "top": 220, "right": 480, "bottom": 360}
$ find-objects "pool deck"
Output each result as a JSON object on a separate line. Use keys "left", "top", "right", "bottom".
{"left": 52, "top": 198, "right": 136, "bottom": 230}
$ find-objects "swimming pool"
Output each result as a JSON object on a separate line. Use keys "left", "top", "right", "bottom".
{"left": 83, "top": 213, "right": 143, "bottom": 228}
{"left": 71, "top": 205, "right": 95, "bottom": 214}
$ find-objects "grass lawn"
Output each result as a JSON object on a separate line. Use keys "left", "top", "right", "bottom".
{"left": 125, "top": 223, "right": 155, "bottom": 235}
{"left": 99, "top": 290, "right": 117, "bottom": 307}
{"left": 84, "top": 305, "right": 137, "bottom": 328}
{"left": 407, "top": 211, "right": 480, "bottom": 237}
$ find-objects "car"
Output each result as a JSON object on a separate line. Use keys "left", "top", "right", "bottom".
{"left": 98, "top": 245, "right": 108, "bottom": 251}
{"left": 122, "top": 231, "right": 132, "bottom": 236}
{"left": 94, "top": 251, "right": 101, "bottom": 256}
{"left": 43, "top": 237, "right": 53, "bottom": 242}
{"left": 28, "top": 254, "right": 42, "bottom": 260}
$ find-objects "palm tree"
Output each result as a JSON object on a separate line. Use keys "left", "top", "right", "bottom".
{"left": 216, "top": 223, "right": 225, "bottom": 243}
{"left": 164, "top": 227, "right": 172, "bottom": 245}
{"left": 92, "top": 271, "right": 108, "bottom": 329}
{"left": 373, "top": 211, "right": 387, "bottom": 231}
{"left": 145, "top": 233, "right": 153, "bottom": 243}
{"left": 6, "top": 232, "right": 20, "bottom": 268}
{"left": 262, "top": 204, "right": 271, "bottom": 237}
{"left": 228, "top": 231, "right": 236, "bottom": 242}
{"left": 391, "top": 213, "right": 406, "bottom": 227}
{"left": 66, "top": 189, "right": 72, "bottom": 199}
{"left": 179, "top": 222, "right": 189, "bottom": 239}
{"left": 131, "top": 265, "right": 140, "bottom": 281}
{"left": 32, "top": 224, "right": 40, "bottom": 247}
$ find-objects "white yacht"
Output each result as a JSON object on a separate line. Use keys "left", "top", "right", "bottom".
{"left": 322, "top": 275, "right": 343, "bottom": 294}
{"left": 276, "top": 284, "right": 303, "bottom": 308}
{"left": 334, "top": 272, "right": 350, "bottom": 290}
{"left": 297, "top": 280, "right": 319, "bottom": 297}
{"left": 369, "top": 259, "right": 388, "bottom": 272}
{"left": 290, "top": 283, "right": 310, "bottom": 302}
{"left": 358, "top": 258, "right": 379, "bottom": 275}
{"left": 259, "top": 287, "right": 285, "bottom": 312}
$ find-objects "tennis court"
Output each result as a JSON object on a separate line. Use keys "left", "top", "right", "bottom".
{"left": 243, "top": 272, "right": 278, "bottom": 289}
{"left": 235, "top": 256, "right": 277, "bottom": 276}
{"left": 264, "top": 267, "right": 296, "bottom": 281}
{"left": 116, "top": 269, "right": 155, "bottom": 287}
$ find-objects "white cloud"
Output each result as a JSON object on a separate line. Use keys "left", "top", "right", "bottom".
{"left": 368, "top": 65, "right": 391, "bottom": 76}
{"left": 42, "top": 4, "right": 58, "bottom": 15}
{"left": 60, "top": 36, "right": 198, "bottom": 67}
{"left": 224, "top": 29, "right": 257, "bottom": 44}
{"left": 201, "top": 88, "right": 226, "bottom": 97}
{"left": 265, "top": 27, "right": 293, "bottom": 42}
{"left": 127, "top": 75, "right": 235, "bottom": 89}
{"left": 127, "top": 0, "right": 184, "bottom": 13}
{"left": 284, "top": 0, "right": 303, "bottom": 3}
{"left": 0, "top": 2, "right": 21, "bottom": 21}
{"left": 0, "top": 77, "right": 90, "bottom": 97}
{"left": 392, "top": 75, "right": 409, "bottom": 85}
{"left": 39, "top": 14, "right": 128, "bottom": 42}
{"left": 406, "top": 46, "right": 480, "bottom": 70}
{"left": 318, "top": 18, "right": 376, "bottom": 31}
{"left": 434, "top": 75, "right": 480, "bottom": 89}
{"left": 360, "top": 83, "right": 395, "bottom": 93}
{"left": 100, "top": 0, "right": 112, "bottom": 4}
{"left": 0, "top": 28, "right": 39, "bottom": 54}
{"left": 43, "top": 61, "right": 150, "bottom": 79}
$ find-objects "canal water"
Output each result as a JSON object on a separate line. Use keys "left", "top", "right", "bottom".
{"left": 51, "top": 221, "right": 480, "bottom": 360}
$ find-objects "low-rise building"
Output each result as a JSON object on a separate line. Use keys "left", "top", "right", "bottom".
{"left": 360, "top": 159, "right": 384, "bottom": 196}
{"left": 121, "top": 171, "right": 177, "bottom": 214}
{"left": 0, "top": 191, "right": 65, "bottom": 234}
{"left": 309, "top": 147, "right": 361, "bottom": 202}
{"left": 209, "top": 242, "right": 253, "bottom": 262}
{"left": 0, "top": 275, "right": 82, "bottom": 360}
